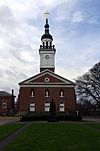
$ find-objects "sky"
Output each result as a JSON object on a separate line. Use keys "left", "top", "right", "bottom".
{"left": 0, "top": 0, "right": 100, "bottom": 97}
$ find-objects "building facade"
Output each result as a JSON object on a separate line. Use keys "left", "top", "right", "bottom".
{"left": 18, "top": 16, "right": 76, "bottom": 115}
{"left": 0, "top": 90, "right": 15, "bottom": 115}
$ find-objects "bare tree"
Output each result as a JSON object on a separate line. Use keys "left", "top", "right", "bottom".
{"left": 75, "top": 61, "right": 100, "bottom": 106}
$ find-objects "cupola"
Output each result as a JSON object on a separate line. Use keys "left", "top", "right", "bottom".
{"left": 39, "top": 12, "right": 56, "bottom": 72}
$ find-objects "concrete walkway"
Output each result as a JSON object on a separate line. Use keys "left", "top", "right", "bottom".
{"left": 0, "top": 116, "right": 21, "bottom": 125}
{"left": 83, "top": 116, "right": 100, "bottom": 123}
{"left": 0, "top": 122, "right": 30, "bottom": 151}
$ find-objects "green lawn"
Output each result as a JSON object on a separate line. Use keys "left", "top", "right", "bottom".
{"left": 5, "top": 123, "right": 100, "bottom": 151}
{"left": 88, "top": 123, "right": 100, "bottom": 129}
{"left": 0, "top": 124, "right": 23, "bottom": 140}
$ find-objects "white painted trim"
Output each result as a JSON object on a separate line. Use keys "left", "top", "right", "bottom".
{"left": 40, "top": 51, "right": 55, "bottom": 54}
{"left": 40, "top": 66, "right": 55, "bottom": 68}
{"left": 30, "top": 102, "right": 35, "bottom": 112}
{"left": 42, "top": 38, "right": 52, "bottom": 42}
{"left": 59, "top": 103, "right": 65, "bottom": 112}
{"left": 23, "top": 70, "right": 74, "bottom": 85}
{"left": 24, "top": 82, "right": 69, "bottom": 84}
{"left": 20, "top": 84, "right": 74, "bottom": 88}
{"left": 24, "top": 72, "right": 48, "bottom": 84}
{"left": 48, "top": 72, "right": 71, "bottom": 84}
{"left": 45, "top": 102, "right": 50, "bottom": 112}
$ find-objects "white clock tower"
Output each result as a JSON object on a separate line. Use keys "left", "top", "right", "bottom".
{"left": 39, "top": 12, "right": 56, "bottom": 72}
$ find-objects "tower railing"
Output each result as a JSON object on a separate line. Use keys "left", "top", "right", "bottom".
{"left": 40, "top": 45, "right": 55, "bottom": 49}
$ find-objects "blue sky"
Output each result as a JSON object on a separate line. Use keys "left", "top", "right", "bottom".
{"left": 0, "top": 0, "right": 100, "bottom": 96}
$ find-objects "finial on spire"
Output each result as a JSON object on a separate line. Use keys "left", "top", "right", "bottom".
{"left": 44, "top": 11, "right": 49, "bottom": 20}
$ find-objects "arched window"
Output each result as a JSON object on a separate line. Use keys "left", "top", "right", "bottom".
{"left": 30, "top": 89, "right": 35, "bottom": 97}
{"left": 59, "top": 102, "right": 64, "bottom": 112}
{"left": 45, "top": 89, "right": 49, "bottom": 97}
{"left": 30, "top": 102, "right": 35, "bottom": 112}
{"left": 45, "top": 101, "right": 50, "bottom": 112}
{"left": 59, "top": 89, "right": 64, "bottom": 97}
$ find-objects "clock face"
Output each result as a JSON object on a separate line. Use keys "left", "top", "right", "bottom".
{"left": 45, "top": 55, "right": 49, "bottom": 59}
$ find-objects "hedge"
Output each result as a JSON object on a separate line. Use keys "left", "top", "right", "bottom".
{"left": 21, "top": 112, "right": 82, "bottom": 121}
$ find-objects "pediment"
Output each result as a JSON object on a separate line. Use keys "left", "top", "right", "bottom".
{"left": 19, "top": 70, "right": 75, "bottom": 85}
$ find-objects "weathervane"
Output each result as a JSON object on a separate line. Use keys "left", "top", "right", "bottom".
{"left": 44, "top": 11, "right": 49, "bottom": 20}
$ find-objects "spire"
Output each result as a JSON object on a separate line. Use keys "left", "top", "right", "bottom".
{"left": 44, "top": 11, "right": 49, "bottom": 20}
{"left": 39, "top": 12, "right": 56, "bottom": 73}
{"left": 44, "top": 11, "right": 49, "bottom": 34}
{"left": 45, "top": 18, "right": 49, "bottom": 34}
{"left": 41, "top": 11, "right": 53, "bottom": 40}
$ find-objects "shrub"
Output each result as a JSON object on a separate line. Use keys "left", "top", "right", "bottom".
{"left": 21, "top": 112, "right": 82, "bottom": 121}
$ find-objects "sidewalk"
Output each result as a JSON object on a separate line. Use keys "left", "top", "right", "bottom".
{"left": 0, "top": 116, "right": 21, "bottom": 125}
{"left": 83, "top": 116, "right": 100, "bottom": 122}
{"left": 0, "top": 123, "right": 30, "bottom": 151}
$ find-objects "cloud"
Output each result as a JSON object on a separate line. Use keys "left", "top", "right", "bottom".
{"left": 53, "top": 0, "right": 78, "bottom": 21}
{"left": 0, "top": 2, "right": 41, "bottom": 95}
{"left": 56, "top": 31, "right": 100, "bottom": 81}
{"left": 0, "top": 0, "right": 99, "bottom": 96}
{"left": 72, "top": 11, "right": 84, "bottom": 22}
{"left": 87, "top": 15, "right": 100, "bottom": 24}
{"left": 0, "top": 5, "right": 13, "bottom": 22}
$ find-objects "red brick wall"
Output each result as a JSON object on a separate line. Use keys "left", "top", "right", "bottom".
{"left": 19, "top": 86, "right": 76, "bottom": 113}
{"left": 0, "top": 96, "right": 13, "bottom": 115}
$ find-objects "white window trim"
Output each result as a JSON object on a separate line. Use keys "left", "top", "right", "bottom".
{"left": 60, "top": 90, "right": 64, "bottom": 97}
{"left": 30, "top": 90, "right": 35, "bottom": 98}
{"left": 2, "top": 100, "right": 7, "bottom": 109}
{"left": 59, "top": 102, "right": 65, "bottom": 112}
{"left": 45, "top": 90, "right": 49, "bottom": 97}
{"left": 45, "top": 102, "right": 50, "bottom": 112}
{"left": 30, "top": 102, "right": 35, "bottom": 112}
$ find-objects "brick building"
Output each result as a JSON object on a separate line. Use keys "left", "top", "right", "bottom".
{"left": 0, "top": 90, "right": 15, "bottom": 115}
{"left": 18, "top": 15, "right": 76, "bottom": 115}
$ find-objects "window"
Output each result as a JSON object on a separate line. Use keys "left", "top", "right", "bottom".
{"left": 30, "top": 89, "right": 35, "bottom": 97}
{"left": 59, "top": 102, "right": 64, "bottom": 112}
{"left": 59, "top": 89, "right": 64, "bottom": 97}
{"left": 45, "top": 77, "right": 49, "bottom": 82}
{"left": 45, "top": 101, "right": 50, "bottom": 112}
{"left": 2, "top": 100, "right": 7, "bottom": 109}
{"left": 45, "top": 89, "right": 49, "bottom": 97}
{"left": 30, "top": 102, "right": 35, "bottom": 112}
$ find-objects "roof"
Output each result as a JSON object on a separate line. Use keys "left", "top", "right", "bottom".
{"left": 41, "top": 18, "right": 53, "bottom": 40}
{"left": 0, "top": 91, "right": 12, "bottom": 96}
{"left": 41, "top": 33, "right": 53, "bottom": 40}
{"left": 19, "top": 69, "right": 75, "bottom": 86}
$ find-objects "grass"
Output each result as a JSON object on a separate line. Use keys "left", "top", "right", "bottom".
{"left": 87, "top": 123, "right": 100, "bottom": 129}
{"left": 0, "top": 124, "right": 23, "bottom": 140}
{"left": 4, "top": 123, "right": 100, "bottom": 151}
